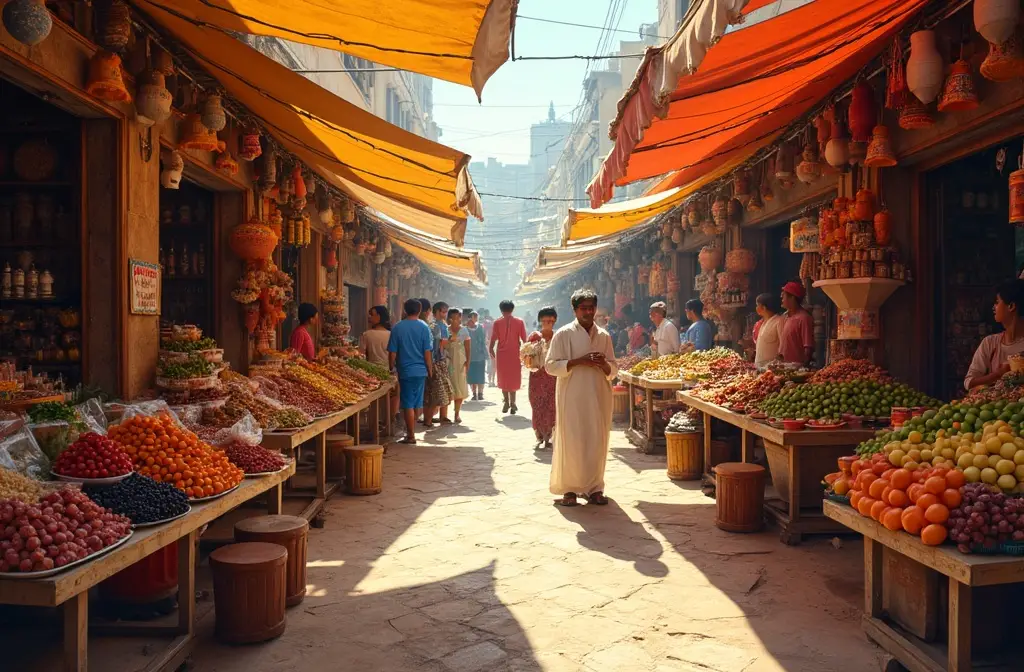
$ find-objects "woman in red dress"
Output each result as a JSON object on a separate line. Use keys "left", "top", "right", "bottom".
{"left": 528, "top": 306, "right": 557, "bottom": 449}
{"left": 489, "top": 299, "right": 527, "bottom": 414}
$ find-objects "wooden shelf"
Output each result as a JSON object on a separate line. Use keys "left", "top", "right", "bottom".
{"left": 0, "top": 181, "right": 73, "bottom": 187}
{"left": 0, "top": 242, "right": 79, "bottom": 249}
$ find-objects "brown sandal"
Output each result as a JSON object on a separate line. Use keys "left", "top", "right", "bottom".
{"left": 584, "top": 492, "right": 608, "bottom": 506}
{"left": 554, "top": 493, "right": 578, "bottom": 507}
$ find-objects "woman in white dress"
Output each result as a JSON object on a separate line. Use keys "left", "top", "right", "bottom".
{"left": 752, "top": 293, "right": 784, "bottom": 367}
{"left": 446, "top": 308, "right": 472, "bottom": 423}
{"left": 965, "top": 280, "right": 1024, "bottom": 390}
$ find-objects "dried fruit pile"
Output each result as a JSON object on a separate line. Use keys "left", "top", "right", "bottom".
{"left": 85, "top": 473, "right": 189, "bottom": 525}
{"left": 0, "top": 488, "right": 131, "bottom": 573}
{"left": 52, "top": 433, "right": 134, "bottom": 479}
{"left": 693, "top": 371, "right": 783, "bottom": 407}
{"left": 222, "top": 441, "right": 287, "bottom": 474}
{"left": 283, "top": 365, "right": 362, "bottom": 406}
{"left": 809, "top": 358, "right": 894, "bottom": 385}
{"left": 108, "top": 414, "right": 244, "bottom": 499}
{"left": 254, "top": 373, "right": 340, "bottom": 416}
{"left": 0, "top": 468, "right": 46, "bottom": 503}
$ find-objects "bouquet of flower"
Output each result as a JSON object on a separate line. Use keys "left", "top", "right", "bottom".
{"left": 520, "top": 337, "right": 547, "bottom": 372}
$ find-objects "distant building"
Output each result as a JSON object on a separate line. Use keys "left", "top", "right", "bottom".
{"left": 658, "top": 0, "right": 691, "bottom": 39}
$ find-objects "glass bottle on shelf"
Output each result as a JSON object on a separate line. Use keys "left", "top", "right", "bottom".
{"left": 159, "top": 246, "right": 165, "bottom": 270}
{"left": 26, "top": 265, "right": 38, "bottom": 299}
{"left": 196, "top": 244, "right": 206, "bottom": 276}
{"left": 179, "top": 242, "right": 190, "bottom": 276}
{"left": 1, "top": 263, "right": 11, "bottom": 299}
{"left": 166, "top": 244, "right": 176, "bottom": 278}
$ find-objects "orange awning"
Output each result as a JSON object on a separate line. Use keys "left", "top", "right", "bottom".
{"left": 590, "top": 0, "right": 929, "bottom": 206}
{"left": 139, "top": 0, "right": 482, "bottom": 243}
{"left": 139, "top": 0, "right": 516, "bottom": 98}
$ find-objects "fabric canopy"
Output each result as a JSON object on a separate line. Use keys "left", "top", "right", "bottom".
{"left": 589, "top": 0, "right": 928, "bottom": 206}
{"left": 369, "top": 210, "right": 487, "bottom": 284}
{"left": 139, "top": 0, "right": 516, "bottom": 98}
{"left": 140, "top": 0, "right": 482, "bottom": 243}
{"left": 562, "top": 187, "right": 685, "bottom": 244}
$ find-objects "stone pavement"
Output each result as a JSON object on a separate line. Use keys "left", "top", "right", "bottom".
{"left": 191, "top": 389, "right": 885, "bottom": 672}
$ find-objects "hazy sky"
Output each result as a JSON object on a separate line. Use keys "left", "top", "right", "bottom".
{"left": 432, "top": 0, "right": 658, "bottom": 167}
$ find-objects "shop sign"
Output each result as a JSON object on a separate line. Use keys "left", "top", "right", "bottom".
{"left": 789, "top": 217, "right": 820, "bottom": 253}
{"left": 129, "top": 259, "right": 161, "bottom": 315}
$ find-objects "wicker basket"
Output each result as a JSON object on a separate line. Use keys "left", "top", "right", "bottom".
{"left": 665, "top": 431, "right": 702, "bottom": 480}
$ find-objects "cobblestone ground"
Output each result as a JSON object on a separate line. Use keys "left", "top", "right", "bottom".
{"left": 191, "top": 386, "right": 884, "bottom": 672}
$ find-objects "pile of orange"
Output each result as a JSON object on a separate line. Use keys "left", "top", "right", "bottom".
{"left": 847, "top": 452, "right": 965, "bottom": 546}
{"left": 108, "top": 414, "right": 244, "bottom": 499}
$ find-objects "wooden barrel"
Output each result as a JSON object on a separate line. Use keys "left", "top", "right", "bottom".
{"left": 325, "top": 432, "right": 355, "bottom": 479}
{"left": 343, "top": 444, "right": 384, "bottom": 495}
{"left": 714, "top": 463, "right": 766, "bottom": 533}
{"left": 209, "top": 542, "right": 287, "bottom": 643}
{"left": 665, "top": 431, "right": 703, "bottom": 480}
{"left": 234, "top": 515, "right": 309, "bottom": 607}
{"left": 612, "top": 387, "right": 629, "bottom": 422}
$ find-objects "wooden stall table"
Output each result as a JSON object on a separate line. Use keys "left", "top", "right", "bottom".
{"left": 678, "top": 392, "right": 875, "bottom": 544}
{"left": 618, "top": 371, "right": 683, "bottom": 454}
{"left": 0, "top": 464, "right": 294, "bottom": 672}
{"left": 260, "top": 381, "right": 394, "bottom": 527}
{"left": 824, "top": 500, "right": 1024, "bottom": 672}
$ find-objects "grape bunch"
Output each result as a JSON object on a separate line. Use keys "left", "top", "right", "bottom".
{"left": 947, "top": 483, "right": 1024, "bottom": 554}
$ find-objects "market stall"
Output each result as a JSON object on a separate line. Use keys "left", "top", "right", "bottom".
{"left": 617, "top": 371, "right": 683, "bottom": 454}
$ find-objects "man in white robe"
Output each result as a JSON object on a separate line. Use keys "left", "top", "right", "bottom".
{"left": 545, "top": 289, "right": 618, "bottom": 506}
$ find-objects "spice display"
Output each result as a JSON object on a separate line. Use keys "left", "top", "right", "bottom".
{"left": 158, "top": 356, "right": 214, "bottom": 379}
{"left": 52, "top": 433, "right": 133, "bottom": 479}
{"left": 0, "top": 488, "right": 131, "bottom": 572}
{"left": 629, "top": 347, "right": 739, "bottom": 380}
{"left": 345, "top": 357, "right": 390, "bottom": 381}
{"left": 252, "top": 374, "right": 338, "bottom": 416}
{"left": 693, "top": 370, "right": 783, "bottom": 408}
{"left": 282, "top": 364, "right": 362, "bottom": 406}
{"left": 222, "top": 441, "right": 287, "bottom": 474}
{"left": 84, "top": 473, "right": 189, "bottom": 525}
{"left": 809, "top": 359, "right": 894, "bottom": 384}
{"left": 0, "top": 468, "right": 45, "bottom": 503}
{"left": 160, "top": 337, "right": 217, "bottom": 353}
{"left": 108, "top": 414, "right": 243, "bottom": 499}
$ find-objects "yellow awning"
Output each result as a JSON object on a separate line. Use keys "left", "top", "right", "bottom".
{"left": 141, "top": 0, "right": 515, "bottom": 98}
{"left": 369, "top": 211, "right": 486, "bottom": 284}
{"left": 140, "top": 0, "right": 483, "bottom": 236}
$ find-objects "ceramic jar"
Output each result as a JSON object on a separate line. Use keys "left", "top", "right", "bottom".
{"left": 201, "top": 94, "right": 227, "bottom": 132}
{"left": 2, "top": 0, "right": 52, "bottom": 46}
{"left": 135, "top": 70, "right": 173, "bottom": 126}
{"left": 906, "top": 31, "right": 943, "bottom": 104}
{"left": 863, "top": 125, "right": 897, "bottom": 168}
{"left": 824, "top": 118, "right": 849, "bottom": 168}
{"left": 854, "top": 188, "right": 875, "bottom": 221}
{"left": 974, "top": 0, "right": 1020, "bottom": 45}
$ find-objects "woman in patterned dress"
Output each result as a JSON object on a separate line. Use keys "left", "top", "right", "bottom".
{"left": 446, "top": 308, "right": 471, "bottom": 423}
{"left": 528, "top": 306, "right": 558, "bottom": 449}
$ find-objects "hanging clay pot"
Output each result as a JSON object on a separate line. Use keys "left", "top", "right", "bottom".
{"left": 153, "top": 46, "right": 174, "bottom": 76}
{"left": 796, "top": 143, "right": 820, "bottom": 184}
{"left": 975, "top": 0, "right": 1020, "bottom": 46}
{"left": 671, "top": 227, "right": 683, "bottom": 244}
{"left": 711, "top": 193, "right": 728, "bottom": 226}
{"left": 2, "top": 0, "right": 52, "bottom": 46}
{"left": 733, "top": 170, "right": 751, "bottom": 207}
{"left": 134, "top": 70, "right": 172, "bottom": 126}
{"left": 239, "top": 126, "right": 262, "bottom": 161}
{"left": 873, "top": 209, "right": 892, "bottom": 246}
{"left": 201, "top": 94, "right": 227, "bottom": 132}
{"left": 230, "top": 217, "right": 278, "bottom": 261}
{"left": 775, "top": 144, "right": 795, "bottom": 182}
{"left": 906, "top": 31, "right": 943, "bottom": 105}
{"left": 160, "top": 150, "right": 184, "bottom": 190}
{"left": 863, "top": 125, "right": 897, "bottom": 168}
{"left": 259, "top": 150, "right": 277, "bottom": 192}
{"left": 215, "top": 152, "right": 239, "bottom": 177}
{"left": 86, "top": 51, "right": 131, "bottom": 103}
{"left": 727, "top": 198, "right": 743, "bottom": 225}
{"left": 99, "top": 0, "right": 132, "bottom": 53}
{"left": 848, "top": 81, "right": 875, "bottom": 143}
{"left": 938, "top": 59, "right": 979, "bottom": 112}
{"left": 824, "top": 117, "right": 849, "bottom": 168}
{"left": 179, "top": 113, "right": 223, "bottom": 152}
{"left": 898, "top": 97, "right": 935, "bottom": 130}
{"left": 854, "top": 188, "right": 875, "bottom": 221}
{"left": 815, "top": 114, "right": 831, "bottom": 154}
{"left": 747, "top": 185, "right": 763, "bottom": 213}
{"left": 293, "top": 166, "right": 307, "bottom": 200}
{"left": 980, "top": 33, "right": 1024, "bottom": 82}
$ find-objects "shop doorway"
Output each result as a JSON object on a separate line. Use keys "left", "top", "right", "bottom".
{"left": 0, "top": 81, "right": 84, "bottom": 386}
{"left": 159, "top": 180, "right": 214, "bottom": 334}
{"left": 926, "top": 143, "right": 1024, "bottom": 400}
{"left": 347, "top": 283, "right": 368, "bottom": 338}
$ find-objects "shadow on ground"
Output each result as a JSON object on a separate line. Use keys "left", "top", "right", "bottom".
{"left": 557, "top": 500, "right": 669, "bottom": 578}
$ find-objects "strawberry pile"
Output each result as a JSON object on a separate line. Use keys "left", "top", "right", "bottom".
{"left": 52, "top": 433, "right": 134, "bottom": 479}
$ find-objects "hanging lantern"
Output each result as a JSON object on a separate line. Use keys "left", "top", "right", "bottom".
{"left": 733, "top": 170, "right": 751, "bottom": 206}
{"left": 863, "top": 125, "right": 897, "bottom": 168}
{"left": 660, "top": 220, "right": 673, "bottom": 237}
{"left": 230, "top": 217, "right": 278, "bottom": 260}
{"left": 938, "top": 59, "right": 979, "bottom": 112}
{"left": 711, "top": 193, "right": 728, "bottom": 226}
{"left": 795, "top": 143, "right": 820, "bottom": 184}
{"left": 854, "top": 188, "right": 875, "bottom": 221}
{"left": 86, "top": 51, "right": 131, "bottom": 103}
{"left": 215, "top": 152, "right": 239, "bottom": 176}
{"left": 159, "top": 150, "right": 183, "bottom": 189}
{"left": 848, "top": 81, "right": 875, "bottom": 143}
{"left": 898, "top": 97, "right": 935, "bottom": 130}
{"left": 775, "top": 144, "right": 795, "bottom": 184}
{"left": 259, "top": 150, "right": 277, "bottom": 192}
{"left": 239, "top": 125, "right": 262, "bottom": 161}
{"left": 267, "top": 207, "right": 283, "bottom": 238}
{"left": 134, "top": 70, "right": 172, "bottom": 126}
{"left": 814, "top": 114, "right": 831, "bottom": 154}
{"left": 201, "top": 94, "right": 227, "bottom": 132}
{"left": 99, "top": 0, "right": 131, "bottom": 53}
{"left": 3, "top": 0, "right": 52, "bottom": 46}
{"left": 292, "top": 165, "right": 307, "bottom": 200}
{"left": 873, "top": 209, "right": 892, "bottom": 246}
{"left": 325, "top": 247, "right": 338, "bottom": 271}
{"left": 824, "top": 116, "right": 849, "bottom": 168}
{"left": 975, "top": 0, "right": 1020, "bottom": 46}
{"left": 980, "top": 33, "right": 1024, "bottom": 82}
{"left": 384, "top": 239, "right": 393, "bottom": 258}
{"left": 671, "top": 227, "right": 683, "bottom": 244}
{"left": 179, "top": 113, "right": 222, "bottom": 152}
{"left": 906, "top": 30, "right": 943, "bottom": 105}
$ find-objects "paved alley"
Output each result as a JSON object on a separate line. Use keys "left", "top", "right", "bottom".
{"left": 190, "top": 391, "right": 884, "bottom": 672}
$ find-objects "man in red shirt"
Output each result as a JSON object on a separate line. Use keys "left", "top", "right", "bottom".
{"left": 779, "top": 281, "right": 813, "bottom": 365}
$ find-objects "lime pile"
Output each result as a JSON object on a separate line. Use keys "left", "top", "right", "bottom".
{"left": 757, "top": 380, "right": 939, "bottom": 422}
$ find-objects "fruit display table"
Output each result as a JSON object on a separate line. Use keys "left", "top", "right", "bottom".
{"left": 0, "top": 463, "right": 294, "bottom": 672}
{"left": 824, "top": 500, "right": 1024, "bottom": 672}
{"left": 678, "top": 392, "right": 876, "bottom": 544}
{"left": 618, "top": 371, "right": 684, "bottom": 454}
{"left": 260, "top": 381, "right": 393, "bottom": 527}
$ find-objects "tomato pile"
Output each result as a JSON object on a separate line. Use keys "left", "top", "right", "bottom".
{"left": 222, "top": 441, "right": 286, "bottom": 474}
{"left": 52, "top": 433, "right": 134, "bottom": 479}
{"left": 108, "top": 414, "right": 244, "bottom": 500}
{"left": 0, "top": 488, "right": 131, "bottom": 573}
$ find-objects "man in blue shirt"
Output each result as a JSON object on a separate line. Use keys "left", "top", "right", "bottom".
{"left": 389, "top": 298, "right": 434, "bottom": 445}
{"left": 683, "top": 299, "right": 714, "bottom": 352}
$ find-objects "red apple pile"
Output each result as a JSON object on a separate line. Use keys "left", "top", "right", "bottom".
{"left": 52, "top": 432, "right": 134, "bottom": 479}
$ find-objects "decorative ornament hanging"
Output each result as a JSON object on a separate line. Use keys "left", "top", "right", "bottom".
{"left": 885, "top": 39, "right": 907, "bottom": 110}
{"left": 938, "top": 59, "right": 979, "bottom": 113}
{"left": 99, "top": 0, "right": 131, "bottom": 53}
{"left": 726, "top": 198, "right": 743, "bottom": 226}
{"left": 159, "top": 149, "right": 184, "bottom": 189}
{"left": 86, "top": 51, "right": 132, "bottom": 103}
{"left": 898, "top": 95, "right": 935, "bottom": 130}
{"left": 873, "top": 209, "right": 892, "bottom": 245}
{"left": 854, "top": 187, "right": 875, "bottom": 221}
{"left": 980, "top": 32, "right": 1024, "bottom": 82}
{"left": 230, "top": 217, "right": 278, "bottom": 260}
{"left": 848, "top": 81, "right": 875, "bottom": 143}
{"left": 267, "top": 206, "right": 283, "bottom": 238}
{"left": 795, "top": 142, "right": 821, "bottom": 184}
{"left": 863, "top": 125, "right": 897, "bottom": 168}
{"left": 814, "top": 114, "right": 831, "bottom": 155}
{"left": 201, "top": 94, "right": 227, "bottom": 132}
{"left": 974, "top": 0, "right": 1020, "bottom": 46}
{"left": 775, "top": 144, "right": 795, "bottom": 189}
{"left": 2, "top": 0, "right": 52, "bottom": 46}
{"left": 711, "top": 191, "right": 728, "bottom": 226}
{"left": 152, "top": 46, "right": 174, "bottom": 76}
{"left": 761, "top": 159, "right": 775, "bottom": 202}
{"left": 732, "top": 170, "right": 751, "bottom": 207}
{"left": 179, "top": 113, "right": 223, "bottom": 152}
{"left": 239, "top": 123, "right": 262, "bottom": 161}
{"left": 824, "top": 113, "right": 849, "bottom": 168}
{"left": 215, "top": 152, "right": 239, "bottom": 177}
{"left": 258, "top": 150, "right": 277, "bottom": 193}
{"left": 906, "top": 30, "right": 943, "bottom": 105}
{"left": 135, "top": 69, "right": 172, "bottom": 126}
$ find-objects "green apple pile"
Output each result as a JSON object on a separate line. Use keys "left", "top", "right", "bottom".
{"left": 756, "top": 380, "right": 939, "bottom": 422}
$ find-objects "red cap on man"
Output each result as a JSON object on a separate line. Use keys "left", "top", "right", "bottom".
{"left": 781, "top": 281, "right": 805, "bottom": 299}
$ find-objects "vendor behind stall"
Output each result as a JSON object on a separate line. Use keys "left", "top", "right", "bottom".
{"left": 682, "top": 299, "right": 713, "bottom": 352}
{"left": 650, "top": 301, "right": 680, "bottom": 356}
{"left": 780, "top": 281, "right": 813, "bottom": 365}
{"left": 290, "top": 302, "right": 318, "bottom": 361}
{"left": 965, "top": 279, "right": 1024, "bottom": 390}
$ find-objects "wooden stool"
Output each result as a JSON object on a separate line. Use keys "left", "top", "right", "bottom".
{"left": 343, "top": 444, "right": 384, "bottom": 495}
{"left": 325, "top": 432, "right": 355, "bottom": 479}
{"left": 234, "top": 515, "right": 309, "bottom": 607}
{"left": 665, "top": 431, "right": 703, "bottom": 481}
{"left": 209, "top": 542, "right": 287, "bottom": 643}
{"left": 612, "top": 386, "right": 629, "bottom": 422}
{"left": 714, "top": 463, "right": 766, "bottom": 533}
